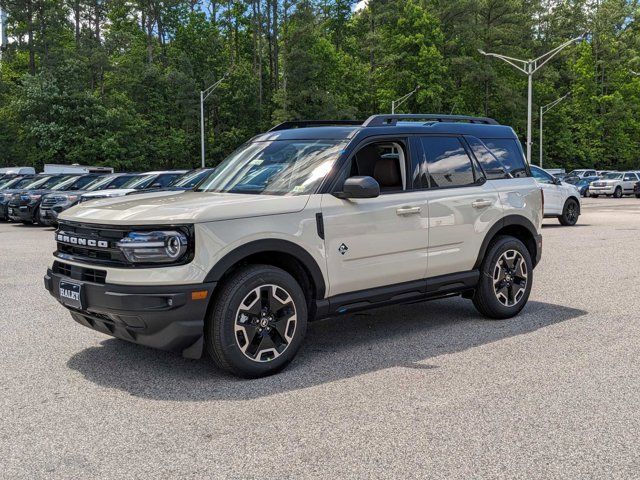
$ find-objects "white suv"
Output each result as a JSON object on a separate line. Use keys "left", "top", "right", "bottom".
{"left": 589, "top": 171, "right": 640, "bottom": 198}
{"left": 44, "top": 115, "right": 543, "bottom": 378}
{"left": 530, "top": 165, "right": 581, "bottom": 226}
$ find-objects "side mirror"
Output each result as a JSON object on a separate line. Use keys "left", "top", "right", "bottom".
{"left": 334, "top": 176, "right": 380, "bottom": 199}
{"left": 553, "top": 177, "right": 563, "bottom": 185}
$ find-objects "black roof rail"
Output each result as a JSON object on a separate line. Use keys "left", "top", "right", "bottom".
{"left": 362, "top": 114, "right": 500, "bottom": 127}
{"left": 268, "top": 120, "right": 364, "bottom": 132}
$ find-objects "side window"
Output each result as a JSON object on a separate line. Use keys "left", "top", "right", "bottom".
{"left": 155, "top": 174, "right": 179, "bottom": 187}
{"left": 586, "top": 170, "right": 596, "bottom": 177}
{"left": 530, "top": 166, "right": 554, "bottom": 184}
{"left": 340, "top": 141, "right": 407, "bottom": 193}
{"left": 479, "top": 138, "right": 528, "bottom": 178}
{"left": 623, "top": 173, "right": 637, "bottom": 181}
{"left": 465, "top": 136, "right": 510, "bottom": 180}
{"left": 109, "top": 176, "right": 134, "bottom": 189}
{"left": 421, "top": 136, "right": 476, "bottom": 188}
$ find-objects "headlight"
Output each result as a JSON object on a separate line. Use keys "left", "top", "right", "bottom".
{"left": 28, "top": 194, "right": 42, "bottom": 201}
{"left": 66, "top": 195, "right": 78, "bottom": 203}
{"left": 117, "top": 230, "right": 189, "bottom": 263}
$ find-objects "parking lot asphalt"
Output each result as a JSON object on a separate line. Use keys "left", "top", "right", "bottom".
{"left": 1, "top": 197, "right": 640, "bottom": 479}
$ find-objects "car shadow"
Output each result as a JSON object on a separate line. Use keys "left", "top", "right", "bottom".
{"left": 67, "top": 298, "right": 586, "bottom": 401}
{"left": 542, "top": 223, "right": 591, "bottom": 228}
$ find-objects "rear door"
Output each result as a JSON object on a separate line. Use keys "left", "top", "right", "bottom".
{"left": 622, "top": 172, "right": 638, "bottom": 193}
{"left": 530, "top": 165, "right": 563, "bottom": 215}
{"left": 416, "top": 135, "right": 502, "bottom": 278}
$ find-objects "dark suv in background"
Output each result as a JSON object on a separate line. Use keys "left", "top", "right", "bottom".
{"left": 7, "top": 174, "right": 101, "bottom": 224}
{"left": 39, "top": 173, "right": 140, "bottom": 226}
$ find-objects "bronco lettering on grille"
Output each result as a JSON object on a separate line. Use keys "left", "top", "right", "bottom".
{"left": 56, "top": 233, "right": 109, "bottom": 249}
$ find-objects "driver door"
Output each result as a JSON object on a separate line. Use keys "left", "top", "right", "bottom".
{"left": 320, "top": 140, "right": 429, "bottom": 297}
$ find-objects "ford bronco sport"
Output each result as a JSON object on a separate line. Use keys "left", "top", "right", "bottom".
{"left": 44, "top": 114, "right": 543, "bottom": 378}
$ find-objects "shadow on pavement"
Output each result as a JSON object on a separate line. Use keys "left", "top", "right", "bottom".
{"left": 67, "top": 298, "right": 586, "bottom": 401}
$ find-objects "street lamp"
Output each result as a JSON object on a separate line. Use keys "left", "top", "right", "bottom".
{"left": 200, "top": 72, "right": 229, "bottom": 168}
{"left": 478, "top": 34, "right": 585, "bottom": 163}
{"left": 391, "top": 85, "right": 420, "bottom": 114}
{"left": 539, "top": 93, "right": 570, "bottom": 168}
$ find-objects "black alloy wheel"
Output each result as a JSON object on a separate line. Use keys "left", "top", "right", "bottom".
{"left": 559, "top": 198, "right": 579, "bottom": 226}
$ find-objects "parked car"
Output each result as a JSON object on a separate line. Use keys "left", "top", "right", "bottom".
{"left": 0, "top": 166, "right": 36, "bottom": 176}
{"left": 566, "top": 169, "right": 597, "bottom": 179}
{"left": 634, "top": 181, "right": 640, "bottom": 199}
{"left": 530, "top": 165, "right": 581, "bottom": 225}
{"left": 39, "top": 173, "right": 143, "bottom": 226}
{"left": 573, "top": 176, "right": 600, "bottom": 197}
{"left": 589, "top": 171, "right": 640, "bottom": 198}
{"left": 45, "top": 114, "right": 543, "bottom": 378}
{"left": 79, "top": 170, "right": 188, "bottom": 202}
{"left": 0, "top": 174, "right": 35, "bottom": 191}
{"left": 7, "top": 174, "right": 101, "bottom": 224}
{"left": 0, "top": 175, "right": 46, "bottom": 220}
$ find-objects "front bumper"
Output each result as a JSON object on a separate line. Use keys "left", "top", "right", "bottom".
{"left": 38, "top": 208, "right": 60, "bottom": 226}
{"left": 44, "top": 268, "right": 216, "bottom": 358}
{"left": 589, "top": 185, "right": 615, "bottom": 195}
{"left": 7, "top": 203, "right": 37, "bottom": 222}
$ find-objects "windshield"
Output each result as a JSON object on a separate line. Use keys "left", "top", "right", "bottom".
{"left": 172, "top": 170, "right": 212, "bottom": 188}
{"left": 24, "top": 176, "right": 64, "bottom": 189}
{"left": 121, "top": 174, "right": 155, "bottom": 189}
{"left": 48, "top": 176, "right": 82, "bottom": 191}
{"left": 196, "top": 140, "right": 346, "bottom": 195}
{"left": 603, "top": 173, "right": 622, "bottom": 180}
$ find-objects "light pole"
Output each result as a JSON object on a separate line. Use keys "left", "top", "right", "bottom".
{"left": 539, "top": 93, "right": 570, "bottom": 168}
{"left": 478, "top": 34, "right": 585, "bottom": 164}
{"left": 391, "top": 85, "right": 420, "bottom": 114}
{"left": 200, "top": 72, "right": 229, "bottom": 168}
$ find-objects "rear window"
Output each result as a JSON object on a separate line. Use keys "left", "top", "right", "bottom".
{"left": 478, "top": 138, "right": 528, "bottom": 178}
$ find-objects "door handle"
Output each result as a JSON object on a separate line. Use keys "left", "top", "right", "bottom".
{"left": 471, "top": 199, "right": 493, "bottom": 209}
{"left": 396, "top": 206, "right": 422, "bottom": 216}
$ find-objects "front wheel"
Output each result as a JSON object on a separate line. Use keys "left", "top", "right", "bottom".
{"left": 558, "top": 198, "right": 579, "bottom": 226}
{"left": 613, "top": 186, "right": 622, "bottom": 198}
{"left": 635, "top": 194, "right": 640, "bottom": 199}
{"left": 205, "top": 264, "right": 308, "bottom": 378}
{"left": 472, "top": 236, "right": 533, "bottom": 319}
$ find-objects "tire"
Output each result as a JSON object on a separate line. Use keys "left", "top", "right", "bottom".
{"left": 205, "top": 264, "right": 308, "bottom": 378}
{"left": 613, "top": 186, "right": 622, "bottom": 198}
{"left": 635, "top": 194, "right": 640, "bottom": 199}
{"left": 472, "top": 236, "right": 533, "bottom": 320}
{"left": 558, "top": 198, "right": 579, "bottom": 226}
{"left": 590, "top": 194, "right": 598, "bottom": 198}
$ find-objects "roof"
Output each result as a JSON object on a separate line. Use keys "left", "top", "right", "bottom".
{"left": 255, "top": 115, "right": 518, "bottom": 142}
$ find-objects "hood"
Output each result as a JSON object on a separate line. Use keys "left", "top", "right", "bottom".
{"left": 82, "top": 188, "right": 136, "bottom": 198}
{"left": 60, "top": 190, "right": 311, "bottom": 224}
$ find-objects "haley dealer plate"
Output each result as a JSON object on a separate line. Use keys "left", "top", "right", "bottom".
{"left": 58, "top": 280, "right": 83, "bottom": 310}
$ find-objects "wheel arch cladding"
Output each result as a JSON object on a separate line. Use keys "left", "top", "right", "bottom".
{"left": 474, "top": 215, "right": 539, "bottom": 269}
{"left": 204, "top": 239, "right": 326, "bottom": 304}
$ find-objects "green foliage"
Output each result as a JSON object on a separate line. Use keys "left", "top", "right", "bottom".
{"left": 0, "top": 0, "right": 639, "bottom": 171}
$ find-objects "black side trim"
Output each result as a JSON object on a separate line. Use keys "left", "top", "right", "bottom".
{"left": 315, "top": 270, "right": 479, "bottom": 319}
{"left": 315, "top": 213, "right": 325, "bottom": 239}
{"left": 204, "top": 239, "right": 326, "bottom": 299}
{"left": 473, "top": 215, "right": 540, "bottom": 269}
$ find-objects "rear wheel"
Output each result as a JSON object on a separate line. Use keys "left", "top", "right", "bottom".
{"left": 472, "top": 236, "right": 533, "bottom": 319}
{"left": 613, "top": 186, "right": 622, "bottom": 198}
{"left": 205, "top": 265, "right": 308, "bottom": 378}
{"left": 558, "top": 198, "right": 579, "bottom": 226}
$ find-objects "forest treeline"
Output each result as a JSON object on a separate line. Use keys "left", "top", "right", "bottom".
{"left": 0, "top": 0, "right": 639, "bottom": 171}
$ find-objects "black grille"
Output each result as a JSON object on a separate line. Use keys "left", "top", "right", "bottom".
{"left": 55, "top": 221, "right": 130, "bottom": 266}
{"left": 52, "top": 261, "right": 107, "bottom": 284}
{"left": 41, "top": 196, "right": 65, "bottom": 209}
